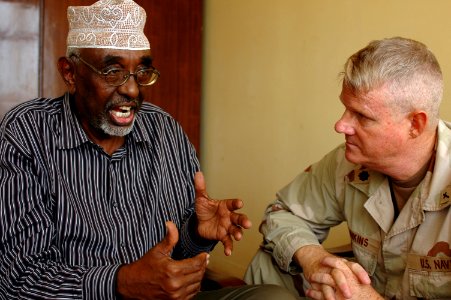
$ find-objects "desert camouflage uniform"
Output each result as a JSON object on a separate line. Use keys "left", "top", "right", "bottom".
{"left": 245, "top": 120, "right": 451, "bottom": 299}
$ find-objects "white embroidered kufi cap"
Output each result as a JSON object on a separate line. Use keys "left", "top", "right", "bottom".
{"left": 67, "top": 0, "right": 150, "bottom": 51}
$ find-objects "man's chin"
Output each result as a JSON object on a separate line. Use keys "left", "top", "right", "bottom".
{"left": 101, "top": 123, "right": 134, "bottom": 137}
{"left": 344, "top": 151, "right": 361, "bottom": 165}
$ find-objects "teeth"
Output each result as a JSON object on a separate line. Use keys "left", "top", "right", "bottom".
{"left": 112, "top": 110, "right": 131, "bottom": 118}
{"left": 110, "top": 106, "right": 133, "bottom": 118}
{"left": 119, "top": 106, "right": 131, "bottom": 112}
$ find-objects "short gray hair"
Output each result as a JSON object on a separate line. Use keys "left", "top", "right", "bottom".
{"left": 342, "top": 37, "right": 443, "bottom": 126}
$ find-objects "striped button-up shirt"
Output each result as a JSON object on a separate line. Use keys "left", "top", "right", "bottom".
{"left": 0, "top": 93, "right": 215, "bottom": 299}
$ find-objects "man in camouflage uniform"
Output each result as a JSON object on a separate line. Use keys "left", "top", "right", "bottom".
{"left": 245, "top": 37, "right": 451, "bottom": 300}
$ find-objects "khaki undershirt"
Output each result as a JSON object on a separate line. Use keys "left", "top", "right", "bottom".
{"left": 389, "top": 156, "right": 433, "bottom": 212}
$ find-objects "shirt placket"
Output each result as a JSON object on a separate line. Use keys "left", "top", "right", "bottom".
{"left": 109, "top": 150, "right": 130, "bottom": 262}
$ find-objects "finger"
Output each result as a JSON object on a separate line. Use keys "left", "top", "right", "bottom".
{"left": 184, "top": 280, "right": 203, "bottom": 299}
{"left": 321, "top": 256, "right": 348, "bottom": 269}
{"left": 223, "top": 198, "right": 244, "bottom": 211}
{"left": 305, "top": 288, "right": 325, "bottom": 300}
{"left": 330, "top": 268, "right": 351, "bottom": 298}
{"left": 349, "top": 261, "right": 371, "bottom": 284}
{"left": 229, "top": 225, "right": 244, "bottom": 241}
{"left": 171, "top": 253, "right": 209, "bottom": 275}
{"left": 310, "top": 282, "right": 322, "bottom": 291}
{"left": 310, "top": 272, "right": 336, "bottom": 286}
{"left": 230, "top": 212, "right": 252, "bottom": 229}
{"left": 166, "top": 267, "right": 204, "bottom": 300}
{"left": 177, "top": 264, "right": 205, "bottom": 296}
{"left": 319, "top": 257, "right": 352, "bottom": 298}
{"left": 221, "top": 235, "right": 233, "bottom": 256}
{"left": 194, "top": 171, "right": 207, "bottom": 197}
{"left": 157, "top": 221, "right": 179, "bottom": 256}
{"left": 322, "top": 256, "right": 371, "bottom": 285}
{"left": 321, "top": 284, "right": 337, "bottom": 300}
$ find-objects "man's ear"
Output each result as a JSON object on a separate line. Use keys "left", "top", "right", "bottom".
{"left": 409, "top": 111, "right": 428, "bottom": 138}
{"left": 57, "top": 57, "right": 76, "bottom": 93}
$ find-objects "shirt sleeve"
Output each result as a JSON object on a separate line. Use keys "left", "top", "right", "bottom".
{"left": 170, "top": 129, "right": 218, "bottom": 260}
{"left": 0, "top": 122, "right": 117, "bottom": 299}
{"left": 173, "top": 213, "right": 217, "bottom": 260}
{"left": 260, "top": 145, "right": 350, "bottom": 272}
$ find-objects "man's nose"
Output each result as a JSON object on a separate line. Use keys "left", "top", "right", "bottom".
{"left": 117, "top": 75, "right": 140, "bottom": 99}
{"left": 334, "top": 112, "right": 355, "bottom": 135}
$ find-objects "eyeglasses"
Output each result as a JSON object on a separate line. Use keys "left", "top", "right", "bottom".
{"left": 72, "top": 55, "right": 160, "bottom": 87}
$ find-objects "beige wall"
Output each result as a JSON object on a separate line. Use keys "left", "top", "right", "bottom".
{"left": 201, "top": 0, "right": 451, "bottom": 278}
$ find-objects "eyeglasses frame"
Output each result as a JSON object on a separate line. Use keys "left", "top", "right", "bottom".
{"left": 71, "top": 55, "right": 160, "bottom": 87}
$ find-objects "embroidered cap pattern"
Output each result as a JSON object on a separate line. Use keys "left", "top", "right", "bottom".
{"left": 67, "top": 0, "right": 150, "bottom": 51}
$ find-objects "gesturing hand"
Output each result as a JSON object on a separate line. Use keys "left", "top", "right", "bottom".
{"left": 194, "top": 172, "right": 252, "bottom": 256}
{"left": 116, "top": 221, "right": 209, "bottom": 300}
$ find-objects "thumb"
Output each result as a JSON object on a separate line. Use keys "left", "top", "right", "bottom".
{"left": 195, "top": 171, "right": 207, "bottom": 197}
{"left": 158, "top": 221, "right": 179, "bottom": 255}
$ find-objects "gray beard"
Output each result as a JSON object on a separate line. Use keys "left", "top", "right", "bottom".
{"left": 100, "top": 120, "right": 134, "bottom": 136}
{"left": 92, "top": 112, "right": 135, "bottom": 137}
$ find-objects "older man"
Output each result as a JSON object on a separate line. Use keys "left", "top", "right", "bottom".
{"left": 0, "top": 1, "right": 296, "bottom": 299}
{"left": 245, "top": 37, "right": 451, "bottom": 299}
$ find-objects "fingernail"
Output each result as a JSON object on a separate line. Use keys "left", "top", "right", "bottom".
{"left": 206, "top": 254, "right": 210, "bottom": 265}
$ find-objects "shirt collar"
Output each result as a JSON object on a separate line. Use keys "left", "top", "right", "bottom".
{"left": 424, "top": 119, "right": 451, "bottom": 210}
{"left": 57, "top": 93, "right": 90, "bottom": 150}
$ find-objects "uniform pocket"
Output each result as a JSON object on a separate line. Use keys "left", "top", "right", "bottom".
{"left": 352, "top": 243, "right": 377, "bottom": 276}
{"left": 409, "top": 269, "right": 451, "bottom": 299}
{"left": 351, "top": 242, "right": 378, "bottom": 276}
{"left": 348, "top": 228, "right": 380, "bottom": 276}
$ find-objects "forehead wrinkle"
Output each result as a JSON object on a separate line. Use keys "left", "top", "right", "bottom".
{"left": 360, "top": 91, "right": 387, "bottom": 120}
{"left": 342, "top": 88, "right": 378, "bottom": 119}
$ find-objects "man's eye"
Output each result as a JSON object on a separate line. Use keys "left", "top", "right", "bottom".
{"left": 137, "top": 69, "right": 151, "bottom": 75}
{"left": 105, "top": 69, "right": 124, "bottom": 76}
{"left": 356, "top": 112, "right": 366, "bottom": 119}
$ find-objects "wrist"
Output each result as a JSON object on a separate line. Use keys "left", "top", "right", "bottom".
{"left": 293, "top": 244, "right": 328, "bottom": 271}
{"left": 189, "top": 215, "right": 213, "bottom": 246}
{"left": 116, "top": 264, "right": 131, "bottom": 298}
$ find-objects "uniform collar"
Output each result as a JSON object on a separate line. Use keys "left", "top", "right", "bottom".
{"left": 426, "top": 119, "right": 451, "bottom": 210}
{"left": 346, "top": 120, "right": 451, "bottom": 212}
{"left": 346, "top": 120, "right": 451, "bottom": 234}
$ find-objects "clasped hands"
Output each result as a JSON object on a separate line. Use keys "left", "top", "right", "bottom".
{"left": 117, "top": 171, "right": 251, "bottom": 299}
{"left": 297, "top": 245, "right": 382, "bottom": 300}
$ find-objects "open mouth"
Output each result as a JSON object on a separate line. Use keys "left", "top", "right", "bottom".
{"left": 109, "top": 105, "right": 135, "bottom": 126}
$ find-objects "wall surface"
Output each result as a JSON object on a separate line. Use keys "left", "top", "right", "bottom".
{"left": 0, "top": 0, "right": 39, "bottom": 119}
{"left": 201, "top": 0, "right": 451, "bottom": 278}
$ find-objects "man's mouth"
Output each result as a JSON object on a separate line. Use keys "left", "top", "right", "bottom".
{"left": 345, "top": 137, "right": 357, "bottom": 148}
{"left": 109, "top": 105, "right": 135, "bottom": 126}
{"left": 112, "top": 106, "right": 132, "bottom": 117}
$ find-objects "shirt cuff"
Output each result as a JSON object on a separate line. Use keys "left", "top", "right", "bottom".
{"left": 177, "top": 214, "right": 217, "bottom": 258}
{"left": 82, "top": 264, "right": 122, "bottom": 300}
